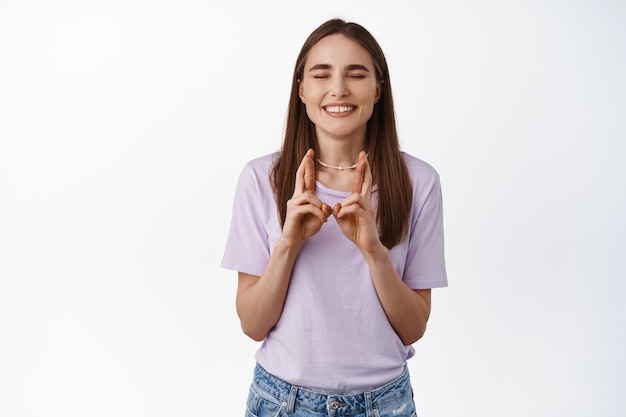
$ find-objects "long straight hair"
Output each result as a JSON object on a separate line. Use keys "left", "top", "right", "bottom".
{"left": 272, "top": 19, "right": 412, "bottom": 248}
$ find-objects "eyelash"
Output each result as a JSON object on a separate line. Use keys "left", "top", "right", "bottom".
{"left": 312, "top": 74, "right": 366, "bottom": 79}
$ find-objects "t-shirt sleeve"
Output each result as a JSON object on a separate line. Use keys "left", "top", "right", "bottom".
{"left": 220, "top": 163, "right": 272, "bottom": 277}
{"left": 402, "top": 169, "right": 448, "bottom": 289}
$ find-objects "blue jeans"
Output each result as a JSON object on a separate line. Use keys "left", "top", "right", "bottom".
{"left": 245, "top": 364, "right": 417, "bottom": 417}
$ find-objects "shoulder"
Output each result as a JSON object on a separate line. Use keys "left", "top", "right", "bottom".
{"left": 237, "top": 152, "right": 279, "bottom": 184}
{"left": 401, "top": 152, "right": 440, "bottom": 185}
{"left": 233, "top": 152, "right": 280, "bottom": 199}
{"left": 242, "top": 152, "right": 279, "bottom": 174}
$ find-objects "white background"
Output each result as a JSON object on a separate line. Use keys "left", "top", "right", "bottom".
{"left": 1, "top": 0, "right": 624, "bottom": 416}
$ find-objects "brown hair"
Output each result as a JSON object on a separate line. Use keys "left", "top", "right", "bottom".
{"left": 272, "top": 18, "right": 412, "bottom": 248}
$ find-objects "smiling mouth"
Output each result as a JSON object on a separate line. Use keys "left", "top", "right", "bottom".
{"left": 324, "top": 105, "right": 355, "bottom": 114}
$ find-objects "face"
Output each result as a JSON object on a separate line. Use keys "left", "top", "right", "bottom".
{"left": 299, "top": 34, "right": 381, "bottom": 143}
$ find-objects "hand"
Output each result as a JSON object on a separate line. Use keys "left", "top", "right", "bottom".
{"left": 332, "top": 152, "right": 382, "bottom": 253}
{"left": 281, "top": 149, "right": 332, "bottom": 247}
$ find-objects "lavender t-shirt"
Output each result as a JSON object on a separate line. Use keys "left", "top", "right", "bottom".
{"left": 221, "top": 152, "right": 447, "bottom": 394}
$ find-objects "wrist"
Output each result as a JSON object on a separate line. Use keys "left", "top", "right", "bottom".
{"left": 274, "top": 235, "right": 304, "bottom": 255}
{"left": 360, "top": 241, "right": 389, "bottom": 263}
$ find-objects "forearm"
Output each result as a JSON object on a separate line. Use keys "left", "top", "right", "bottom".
{"left": 236, "top": 238, "right": 303, "bottom": 341}
{"left": 362, "top": 245, "right": 431, "bottom": 345}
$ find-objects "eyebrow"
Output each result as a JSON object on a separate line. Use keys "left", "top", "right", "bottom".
{"left": 308, "top": 64, "right": 370, "bottom": 72}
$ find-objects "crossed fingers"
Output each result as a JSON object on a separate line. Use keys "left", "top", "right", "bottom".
{"left": 352, "top": 151, "right": 372, "bottom": 198}
{"left": 293, "top": 149, "right": 317, "bottom": 196}
{"left": 330, "top": 151, "right": 379, "bottom": 250}
{"left": 334, "top": 151, "right": 372, "bottom": 212}
{"left": 286, "top": 149, "right": 332, "bottom": 240}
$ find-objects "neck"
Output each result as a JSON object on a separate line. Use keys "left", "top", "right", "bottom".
{"left": 315, "top": 132, "right": 366, "bottom": 170}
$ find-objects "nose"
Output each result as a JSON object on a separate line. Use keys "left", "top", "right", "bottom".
{"left": 330, "top": 76, "right": 348, "bottom": 97}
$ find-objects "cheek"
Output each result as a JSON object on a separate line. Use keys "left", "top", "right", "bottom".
{"left": 360, "top": 106, "right": 375, "bottom": 122}
{"left": 303, "top": 102, "right": 320, "bottom": 122}
{"left": 300, "top": 82, "right": 321, "bottom": 100}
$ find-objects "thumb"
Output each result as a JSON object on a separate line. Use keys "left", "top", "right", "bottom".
{"left": 322, "top": 202, "right": 332, "bottom": 218}
{"left": 332, "top": 203, "right": 343, "bottom": 220}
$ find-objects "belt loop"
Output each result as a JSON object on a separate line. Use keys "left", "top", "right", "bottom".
{"left": 287, "top": 385, "right": 298, "bottom": 414}
{"left": 364, "top": 391, "right": 374, "bottom": 417}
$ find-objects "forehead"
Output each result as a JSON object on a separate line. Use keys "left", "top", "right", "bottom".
{"left": 305, "top": 34, "right": 374, "bottom": 68}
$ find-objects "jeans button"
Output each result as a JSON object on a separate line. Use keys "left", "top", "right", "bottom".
{"left": 330, "top": 401, "right": 347, "bottom": 409}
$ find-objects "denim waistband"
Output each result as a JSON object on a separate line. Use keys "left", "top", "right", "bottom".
{"left": 251, "top": 363, "right": 412, "bottom": 415}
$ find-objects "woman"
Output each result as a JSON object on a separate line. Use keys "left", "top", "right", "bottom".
{"left": 222, "top": 18, "right": 447, "bottom": 417}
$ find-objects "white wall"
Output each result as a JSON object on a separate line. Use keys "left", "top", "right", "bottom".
{"left": 1, "top": 1, "right": 624, "bottom": 416}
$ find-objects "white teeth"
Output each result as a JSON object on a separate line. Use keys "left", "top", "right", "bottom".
{"left": 325, "top": 106, "right": 354, "bottom": 113}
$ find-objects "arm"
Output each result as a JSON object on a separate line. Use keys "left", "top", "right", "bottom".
{"left": 235, "top": 238, "right": 302, "bottom": 341}
{"left": 236, "top": 149, "right": 331, "bottom": 341}
{"left": 333, "top": 152, "right": 432, "bottom": 345}
{"left": 361, "top": 245, "right": 431, "bottom": 345}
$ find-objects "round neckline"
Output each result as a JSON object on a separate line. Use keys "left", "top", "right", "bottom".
{"left": 315, "top": 180, "right": 378, "bottom": 197}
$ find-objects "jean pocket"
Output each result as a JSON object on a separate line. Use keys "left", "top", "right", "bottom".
{"left": 246, "top": 385, "right": 286, "bottom": 417}
{"left": 373, "top": 394, "right": 417, "bottom": 417}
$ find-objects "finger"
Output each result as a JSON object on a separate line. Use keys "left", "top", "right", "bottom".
{"left": 321, "top": 202, "right": 332, "bottom": 219}
{"left": 332, "top": 202, "right": 342, "bottom": 218}
{"left": 293, "top": 149, "right": 314, "bottom": 196}
{"left": 332, "top": 203, "right": 347, "bottom": 224}
{"left": 289, "top": 190, "right": 326, "bottom": 210}
{"left": 352, "top": 152, "right": 365, "bottom": 194}
{"left": 360, "top": 152, "right": 372, "bottom": 198}
{"left": 303, "top": 149, "right": 316, "bottom": 192}
{"left": 289, "top": 202, "right": 330, "bottom": 224}
{"left": 336, "top": 193, "right": 361, "bottom": 209}
{"left": 334, "top": 191, "right": 375, "bottom": 222}
{"left": 334, "top": 202, "right": 363, "bottom": 218}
